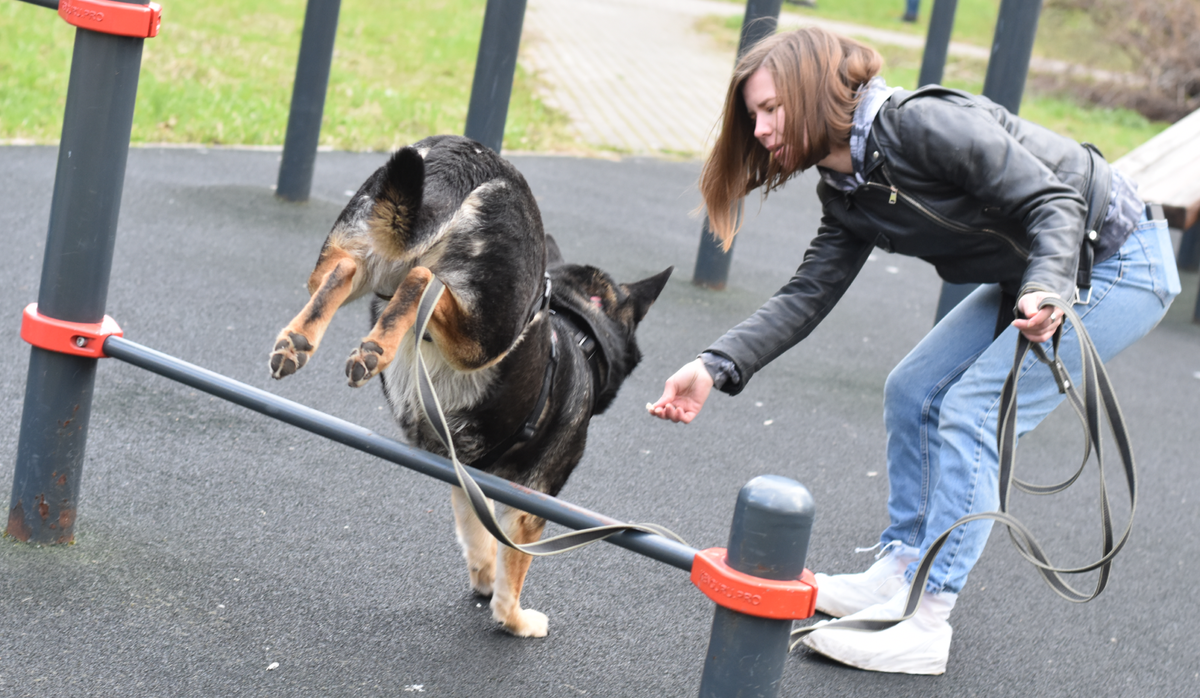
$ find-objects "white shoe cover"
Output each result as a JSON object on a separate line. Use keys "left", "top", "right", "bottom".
{"left": 813, "top": 542, "right": 919, "bottom": 618}
{"left": 800, "top": 583, "right": 958, "bottom": 675}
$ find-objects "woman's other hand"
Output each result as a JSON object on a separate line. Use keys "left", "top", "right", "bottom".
{"left": 647, "top": 358, "right": 713, "bottom": 424}
{"left": 1012, "top": 291, "right": 1063, "bottom": 343}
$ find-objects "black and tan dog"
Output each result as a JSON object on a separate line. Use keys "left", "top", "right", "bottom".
{"left": 269, "top": 135, "right": 671, "bottom": 637}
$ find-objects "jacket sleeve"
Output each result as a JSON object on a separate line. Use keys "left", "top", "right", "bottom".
{"left": 704, "top": 210, "right": 875, "bottom": 395}
{"left": 892, "top": 97, "right": 1090, "bottom": 300}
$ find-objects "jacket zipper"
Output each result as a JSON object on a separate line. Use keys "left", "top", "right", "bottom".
{"left": 873, "top": 164, "right": 1030, "bottom": 260}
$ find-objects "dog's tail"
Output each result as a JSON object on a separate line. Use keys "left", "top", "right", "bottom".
{"left": 370, "top": 146, "right": 425, "bottom": 248}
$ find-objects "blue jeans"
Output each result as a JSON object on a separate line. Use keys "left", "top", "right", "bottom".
{"left": 880, "top": 216, "right": 1181, "bottom": 594}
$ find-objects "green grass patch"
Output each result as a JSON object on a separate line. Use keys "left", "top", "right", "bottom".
{"left": 0, "top": 0, "right": 574, "bottom": 151}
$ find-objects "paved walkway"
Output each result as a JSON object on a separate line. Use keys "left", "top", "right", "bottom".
{"left": 521, "top": 0, "right": 1130, "bottom": 157}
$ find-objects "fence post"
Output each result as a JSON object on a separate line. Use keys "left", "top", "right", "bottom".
{"left": 698, "top": 475, "right": 815, "bottom": 697}
{"left": 463, "top": 0, "right": 527, "bottom": 154}
{"left": 692, "top": 0, "right": 782, "bottom": 290}
{"left": 7, "top": 4, "right": 148, "bottom": 544}
{"left": 934, "top": 0, "right": 1042, "bottom": 323}
{"left": 917, "top": 0, "right": 958, "bottom": 87}
{"left": 276, "top": 0, "right": 342, "bottom": 202}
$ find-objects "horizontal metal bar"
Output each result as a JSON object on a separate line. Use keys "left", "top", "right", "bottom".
{"left": 17, "top": 0, "right": 59, "bottom": 9}
{"left": 102, "top": 335, "right": 698, "bottom": 571}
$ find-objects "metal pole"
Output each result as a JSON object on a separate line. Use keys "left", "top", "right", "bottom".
{"left": 981, "top": 0, "right": 1043, "bottom": 115}
{"left": 100, "top": 335, "right": 700, "bottom": 570}
{"left": 698, "top": 475, "right": 815, "bottom": 697}
{"left": 463, "top": 0, "right": 527, "bottom": 154}
{"left": 276, "top": 0, "right": 342, "bottom": 202}
{"left": 7, "top": 7, "right": 147, "bottom": 544}
{"left": 692, "top": 0, "right": 783, "bottom": 290}
{"left": 934, "top": 0, "right": 1042, "bottom": 323}
{"left": 917, "top": 0, "right": 958, "bottom": 87}
{"left": 1177, "top": 219, "right": 1200, "bottom": 271}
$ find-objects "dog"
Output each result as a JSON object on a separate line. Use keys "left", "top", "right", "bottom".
{"left": 269, "top": 134, "right": 672, "bottom": 637}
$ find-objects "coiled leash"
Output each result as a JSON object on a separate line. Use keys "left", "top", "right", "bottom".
{"left": 789, "top": 296, "right": 1137, "bottom": 648}
{"left": 413, "top": 276, "right": 686, "bottom": 556}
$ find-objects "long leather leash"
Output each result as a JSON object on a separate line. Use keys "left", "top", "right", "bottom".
{"left": 790, "top": 296, "right": 1137, "bottom": 647}
{"left": 413, "top": 276, "right": 686, "bottom": 556}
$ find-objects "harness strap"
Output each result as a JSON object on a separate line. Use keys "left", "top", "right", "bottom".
{"left": 413, "top": 276, "right": 685, "bottom": 555}
{"left": 790, "top": 297, "right": 1136, "bottom": 648}
{"left": 470, "top": 329, "right": 558, "bottom": 471}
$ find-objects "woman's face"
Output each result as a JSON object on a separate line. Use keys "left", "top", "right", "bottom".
{"left": 742, "top": 66, "right": 795, "bottom": 167}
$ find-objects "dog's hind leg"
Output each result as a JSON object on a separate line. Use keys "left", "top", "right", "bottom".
{"left": 490, "top": 506, "right": 548, "bottom": 638}
{"left": 270, "top": 246, "right": 359, "bottom": 379}
{"left": 346, "top": 264, "right": 493, "bottom": 386}
{"left": 451, "top": 487, "right": 497, "bottom": 597}
{"left": 345, "top": 265, "right": 435, "bottom": 387}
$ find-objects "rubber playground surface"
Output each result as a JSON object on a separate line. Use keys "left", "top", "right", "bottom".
{"left": 1, "top": 145, "right": 1198, "bottom": 696}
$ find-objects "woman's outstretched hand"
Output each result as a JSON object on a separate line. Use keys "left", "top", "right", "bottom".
{"left": 647, "top": 358, "right": 713, "bottom": 424}
{"left": 1012, "top": 291, "right": 1064, "bottom": 343}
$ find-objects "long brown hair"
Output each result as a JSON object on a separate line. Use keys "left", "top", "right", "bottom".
{"left": 700, "top": 27, "right": 883, "bottom": 250}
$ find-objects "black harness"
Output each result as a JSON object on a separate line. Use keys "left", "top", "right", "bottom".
{"left": 471, "top": 279, "right": 614, "bottom": 469}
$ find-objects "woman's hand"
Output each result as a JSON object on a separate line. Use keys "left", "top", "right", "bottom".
{"left": 1011, "top": 291, "right": 1064, "bottom": 343}
{"left": 647, "top": 358, "right": 713, "bottom": 424}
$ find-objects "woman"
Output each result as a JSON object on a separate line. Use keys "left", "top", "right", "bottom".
{"left": 649, "top": 27, "right": 1180, "bottom": 675}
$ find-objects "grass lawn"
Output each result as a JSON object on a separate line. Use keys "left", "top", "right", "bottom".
{"left": 0, "top": 0, "right": 573, "bottom": 151}
{"left": 0, "top": 0, "right": 1167, "bottom": 158}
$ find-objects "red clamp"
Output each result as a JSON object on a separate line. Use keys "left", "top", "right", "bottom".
{"left": 20, "top": 303, "right": 123, "bottom": 359}
{"left": 691, "top": 547, "right": 817, "bottom": 620}
{"left": 59, "top": 0, "right": 162, "bottom": 39}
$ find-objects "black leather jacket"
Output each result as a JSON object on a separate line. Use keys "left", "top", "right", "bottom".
{"left": 707, "top": 87, "right": 1122, "bottom": 395}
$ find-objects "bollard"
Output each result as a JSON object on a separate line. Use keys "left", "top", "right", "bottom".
{"left": 692, "top": 0, "right": 782, "bottom": 290}
{"left": 698, "top": 475, "right": 815, "bottom": 698}
{"left": 276, "top": 0, "right": 343, "bottom": 202}
{"left": 7, "top": 0, "right": 151, "bottom": 544}
{"left": 463, "top": 0, "right": 527, "bottom": 154}
{"left": 917, "top": 0, "right": 958, "bottom": 87}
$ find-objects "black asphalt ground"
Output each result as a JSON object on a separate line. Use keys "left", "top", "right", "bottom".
{"left": 1, "top": 145, "right": 1198, "bottom": 697}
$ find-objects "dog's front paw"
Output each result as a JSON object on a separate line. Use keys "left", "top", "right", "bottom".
{"left": 502, "top": 608, "right": 548, "bottom": 638}
{"left": 269, "top": 331, "right": 314, "bottom": 379}
{"left": 345, "top": 341, "right": 386, "bottom": 387}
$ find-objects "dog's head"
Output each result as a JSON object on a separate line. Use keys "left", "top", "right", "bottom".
{"left": 549, "top": 264, "right": 673, "bottom": 414}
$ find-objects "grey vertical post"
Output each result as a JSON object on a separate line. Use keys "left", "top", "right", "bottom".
{"left": 935, "top": 0, "right": 1042, "bottom": 323}
{"left": 463, "top": 0, "right": 527, "bottom": 154}
{"left": 276, "top": 0, "right": 342, "bottom": 202}
{"left": 698, "top": 475, "right": 815, "bottom": 698}
{"left": 981, "top": 0, "right": 1043, "bottom": 115}
{"left": 692, "top": 0, "right": 782, "bottom": 290}
{"left": 917, "top": 0, "right": 958, "bottom": 87}
{"left": 7, "top": 6, "right": 147, "bottom": 544}
{"left": 1177, "top": 219, "right": 1199, "bottom": 271}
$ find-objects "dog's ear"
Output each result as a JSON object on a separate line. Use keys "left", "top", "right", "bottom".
{"left": 372, "top": 146, "right": 425, "bottom": 240}
{"left": 545, "top": 233, "right": 565, "bottom": 268}
{"left": 621, "top": 266, "right": 673, "bottom": 323}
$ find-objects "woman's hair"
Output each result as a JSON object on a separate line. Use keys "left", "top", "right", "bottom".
{"left": 700, "top": 27, "right": 883, "bottom": 249}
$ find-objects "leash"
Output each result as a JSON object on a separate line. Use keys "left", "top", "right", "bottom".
{"left": 412, "top": 275, "right": 687, "bottom": 556}
{"left": 789, "top": 296, "right": 1137, "bottom": 648}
